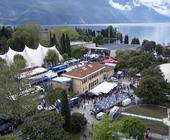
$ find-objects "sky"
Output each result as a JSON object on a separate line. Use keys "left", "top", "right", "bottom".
{"left": 109, "top": 0, "right": 170, "bottom": 17}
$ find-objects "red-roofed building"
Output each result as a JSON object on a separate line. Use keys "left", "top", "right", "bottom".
{"left": 62, "top": 63, "right": 113, "bottom": 94}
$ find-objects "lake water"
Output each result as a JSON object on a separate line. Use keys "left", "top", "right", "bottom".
{"left": 44, "top": 23, "right": 170, "bottom": 45}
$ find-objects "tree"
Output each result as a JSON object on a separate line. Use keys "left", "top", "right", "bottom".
{"left": 128, "top": 68, "right": 138, "bottom": 78}
{"left": 50, "top": 28, "right": 80, "bottom": 41}
{"left": 113, "top": 117, "right": 145, "bottom": 139}
{"left": 0, "top": 62, "right": 36, "bottom": 120}
{"left": 127, "top": 54, "right": 153, "bottom": 71}
{"left": 141, "top": 40, "right": 156, "bottom": 53}
{"left": 135, "top": 75, "right": 166, "bottom": 104}
{"left": 0, "top": 58, "right": 6, "bottom": 66}
{"left": 115, "top": 50, "right": 130, "bottom": 70}
{"left": 8, "top": 24, "right": 41, "bottom": 51}
{"left": 120, "top": 33, "right": 123, "bottom": 44}
{"left": 131, "top": 37, "right": 140, "bottom": 44}
{"left": 22, "top": 111, "right": 69, "bottom": 140}
{"left": 62, "top": 53, "right": 69, "bottom": 61}
{"left": 124, "top": 35, "right": 129, "bottom": 44}
{"left": 93, "top": 115, "right": 114, "bottom": 140}
{"left": 70, "top": 113, "right": 87, "bottom": 134}
{"left": 44, "top": 50, "right": 59, "bottom": 66}
{"left": 13, "top": 54, "right": 26, "bottom": 69}
{"left": 93, "top": 35, "right": 104, "bottom": 45}
{"left": 155, "top": 44, "right": 163, "bottom": 55}
{"left": 0, "top": 36, "right": 8, "bottom": 54}
{"left": 65, "top": 34, "right": 71, "bottom": 57}
{"left": 71, "top": 46, "right": 88, "bottom": 59}
{"left": 61, "top": 90, "right": 71, "bottom": 132}
{"left": 45, "top": 88, "right": 63, "bottom": 105}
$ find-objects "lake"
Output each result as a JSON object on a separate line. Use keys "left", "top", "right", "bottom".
{"left": 44, "top": 23, "right": 170, "bottom": 45}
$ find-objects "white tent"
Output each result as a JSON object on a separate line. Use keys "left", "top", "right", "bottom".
{"left": 160, "top": 63, "right": 170, "bottom": 83}
{"left": 90, "top": 81, "right": 117, "bottom": 96}
{"left": 0, "top": 44, "right": 63, "bottom": 66}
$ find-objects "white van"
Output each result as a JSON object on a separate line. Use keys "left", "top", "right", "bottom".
{"left": 96, "top": 112, "right": 105, "bottom": 120}
{"left": 122, "top": 98, "right": 131, "bottom": 106}
{"left": 109, "top": 106, "right": 119, "bottom": 117}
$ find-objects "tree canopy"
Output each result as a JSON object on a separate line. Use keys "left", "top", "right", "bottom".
{"left": 124, "top": 35, "right": 129, "bottom": 44}
{"left": 45, "top": 88, "right": 63, "bottom": 105}
{"left": 8, "top": 24, "right": 41, "bottom": 51}
{"left": 113, "top": 117, "right": 145, "bottom": 139}
{"left": 61, "top": 90, "right": 71, "bottom": 132}
{"left": 13, "top": 54, "right": 26, "bottom": 69}
{"left": 93, "top": 115, "right": 146, "bottom": 140}
{"left": 131, "top": 37, "right": 140, "bottom": 44}
{"left": 70, "top": 112, "right": 87, "bottom": 134}
{"left": 0, "top": 62, "right": 38, "bottom": 120}
{"left": 22, "top": 111, "right": 69, "bottom": 140}
{"left": 50, "top": 28, "right": 80, "bottom": 41}
{"left": 135, "top": 75, "right": 166, "bottom": 104}
{"left": 44, "top": 50, "right": 59, "bottom": 66}
{"left": 93, "top": 115, "right": 114, "bottom": 140}
{"left": 71, "top": 46, "right": 88, "bottom": 59}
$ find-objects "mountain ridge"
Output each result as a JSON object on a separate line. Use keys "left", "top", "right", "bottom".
{"left": 0, "top": 0, "right": 170, "bottom": 25}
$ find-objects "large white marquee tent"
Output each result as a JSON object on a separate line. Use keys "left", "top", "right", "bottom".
{"left": 90, "top": 81, "right": 117, "bottom": 96}
{"left": 0, "top": 44, "right": 63, "bottom": 66}
{"left": 159, "top": 63, "right": 170, "bottom": 83}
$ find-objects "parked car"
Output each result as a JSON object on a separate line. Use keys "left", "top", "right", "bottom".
{"left": 96, "top": 112, "right": 105, "bottom": 120}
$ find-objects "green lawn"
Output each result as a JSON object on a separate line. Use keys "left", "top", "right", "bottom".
{"left": 123, "top": 104, "right": 167, "bottom": 119}
{"left": 117, "top": 115, "right": 169, "bottom": 135}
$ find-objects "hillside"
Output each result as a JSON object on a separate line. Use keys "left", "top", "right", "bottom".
{"left": 0, "top": 0, "right": 170, "bottom": 25}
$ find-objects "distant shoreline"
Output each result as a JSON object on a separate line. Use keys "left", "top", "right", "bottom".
{"left": 1, "top": 22, "right": 170, "bottom": 28}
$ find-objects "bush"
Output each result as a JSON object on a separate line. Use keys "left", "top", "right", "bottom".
{"left": 71, "top": 113, "right": 87, "bottom": 133}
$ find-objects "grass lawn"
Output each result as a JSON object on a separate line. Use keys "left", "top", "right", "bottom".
{"left": 117, "top": 115, "right": 169, "bottom": 136}
{"left": 123, "top": 104, "right": 167, "bottom": 119}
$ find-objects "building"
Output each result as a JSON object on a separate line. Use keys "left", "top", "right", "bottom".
{"left": 71, "top": 41, "right": 96, "bottom": 48}
{"left": 62, "top": 63, "right": 114, "bottom": 94}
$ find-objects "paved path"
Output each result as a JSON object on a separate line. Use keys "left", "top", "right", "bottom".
{"left": 121, "top": 112, "right": 163, "bottom": 122}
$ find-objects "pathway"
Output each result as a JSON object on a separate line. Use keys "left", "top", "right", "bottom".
{"left": 121, "top": 112, "right": 163, "bottom": 122}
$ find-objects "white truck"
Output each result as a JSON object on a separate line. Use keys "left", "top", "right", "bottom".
{"left": 109, "top": 106, "right": 119, "bottom": 117}
{"left": 96, "top": 112, "right": 105, "bottom": 120}
{"left": 122, "top": 98, "right": 131, "bottom": 106}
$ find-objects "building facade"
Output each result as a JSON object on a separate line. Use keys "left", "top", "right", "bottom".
{"left": 62, "top": 63, "right": 113, "bottom": 94}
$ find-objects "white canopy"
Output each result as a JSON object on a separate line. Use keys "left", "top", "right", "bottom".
{"left": 160, "top": 63, "right": 170, "bottom": 83}
{"left": 90, "top": 81, "right": 117, "bottom": 96}
{"left": 52, "top": 77, "right": 71, "bottom": 83}
{"left": 0, "top": 44, "right": 63, "bottom": 66}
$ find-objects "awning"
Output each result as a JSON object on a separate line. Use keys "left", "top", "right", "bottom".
{"left": 90, "top": 81, "right": 117, "bottom": 96}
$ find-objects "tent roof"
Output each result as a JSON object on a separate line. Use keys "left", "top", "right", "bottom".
{"left": 160, "top": 63, "right": 170, "bottom": 83}
{"left": 90, "top": 81, "right": 117, "bottom": 95}
{"left": 0, "top": 44, "right": 63, "bottom": 66}
{"left": 52, "top": 77, "right": 71, "bottom": 83}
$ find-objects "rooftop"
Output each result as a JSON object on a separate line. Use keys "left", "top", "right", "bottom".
{"left": 62, "top": 63, "right": 105, "bottom": 79}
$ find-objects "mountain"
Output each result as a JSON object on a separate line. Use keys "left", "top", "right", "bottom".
{"left": 0, "top": 0, "right": 170, "bottom": 25}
